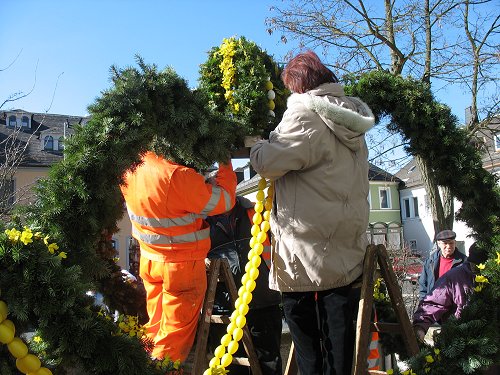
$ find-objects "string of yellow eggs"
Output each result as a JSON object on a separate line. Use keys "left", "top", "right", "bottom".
{"left": 0, "top": 292, "right": 53, "bottom": 375}
{"left": 204, "top": 177, "right": 273, "bottom": 375}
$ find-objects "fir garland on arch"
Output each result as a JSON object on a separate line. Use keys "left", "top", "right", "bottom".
{"left": 346, "top": 70, "right": 500, "bottom": 374}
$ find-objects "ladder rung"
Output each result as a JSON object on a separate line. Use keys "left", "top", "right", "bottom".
{"left": 210, "top": 314, "right": 230, "bottom": 324}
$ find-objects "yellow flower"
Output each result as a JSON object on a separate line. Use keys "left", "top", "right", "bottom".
{"left": 425, "top": 354, "right": 434, "bottom": 363}
{"left": 43, "top": 235, "right": 50, "bottom": 246}
{"left": 33, "top": 336, "right": 42, "bottom": 343}
{"left": 386, "top": 370, "right": 394, "bottom": 375}
{"left": 20, "top": 228, "right": 34, "bottom": 245}
{"left": 47, "top": 243, "right": 59, "bottom": 254}
{"left": 474, "top": 285, "right": 484, "bottom": 292}
{"left": 496, "top": 251, "right": 500, "bottom": 265}
{"left": 475, "top": 275, "right": 489, "bottom": 284}
{"left": 34, "top": 231, "right": 43, "bottom": 239}
{"left": 58, "top": 252, "right": 67, "bottom": 259}
{"left": 434, "top": 348, "right": 440, "bottom": 355}
{"left": 477, "top": 263, "right": 486, "bottom": 270}
{"left": 5, "top": 228, "right": 21, "bottom": 242}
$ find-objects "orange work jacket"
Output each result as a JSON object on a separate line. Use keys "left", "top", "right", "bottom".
{"left": 121, "top": 152, "right": 237, "bottom": 262}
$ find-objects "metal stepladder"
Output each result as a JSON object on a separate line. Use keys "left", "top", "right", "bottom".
{"left": 284, "top": 244, "right": 420, "bottom": 375}
{"left": 192, "top": 258, "right": 263, "bottom": 375}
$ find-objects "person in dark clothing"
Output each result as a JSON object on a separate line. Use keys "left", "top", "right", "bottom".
{"left": 206, "top": 196, "right": 282, "bottom": 375}
{"left": 418, "top": 230, "right": 466, "bottom": 300}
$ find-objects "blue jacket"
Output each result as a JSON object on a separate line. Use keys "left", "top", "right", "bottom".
{"left": 418, "top": 248, "right": 466, "bottom": 300}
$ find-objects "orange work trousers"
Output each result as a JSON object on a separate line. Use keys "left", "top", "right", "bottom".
{"left": 140, "top": 256, "right": 207, "bottom": 361}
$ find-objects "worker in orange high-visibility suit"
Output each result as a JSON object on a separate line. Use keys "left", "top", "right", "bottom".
{"left": 121, "top": 151, "right": 236, "bottom": 361}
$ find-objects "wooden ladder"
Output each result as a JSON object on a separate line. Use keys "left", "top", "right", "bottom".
{"left": 192, "top": 258, "right": 263, "bottom": 375}
{"left": 284, "top": 244, "right": 420, "bottom": 375}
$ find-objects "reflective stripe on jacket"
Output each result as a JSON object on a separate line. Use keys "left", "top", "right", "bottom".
{"left": 121, "top": 152, "right": 236, "bottom": 262}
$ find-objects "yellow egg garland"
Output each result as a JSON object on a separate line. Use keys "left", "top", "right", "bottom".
{"left": 204, "top": 177, "right": 274, "bottom": 375}
{"left": 0, "top": 290, "right": 53, "bottom": 375}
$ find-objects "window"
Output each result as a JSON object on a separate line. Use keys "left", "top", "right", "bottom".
{"left": 21, "top": 116, "right": 29, "bottom": 128}
{"left": 8, "top": 115, "right": 17, "bottom": 127}
{"left": 58, "top": 136, "right": 65, "bottom": 151}
{"left": 409, "top": 240, "right": 417, "bottom": 252}
{"left": 0, "top": 179, "right": 15, "bottom": 213}
{"left": 43, "top": 135, "right": 54, "bottom": 150}
{"left": 379, "top": 187, "right": 391, "bottom": 209}
{"left": 403, "top": 196, "right": 420, "bottom": 218}
{"left": 403, "top": 198, "right": 411, "bottom": 218}
{"left": 495, "top": 132, "right": 500, "bottom": 151}
{"left": 413, "top": 197, "right": 419, "bottom": 217}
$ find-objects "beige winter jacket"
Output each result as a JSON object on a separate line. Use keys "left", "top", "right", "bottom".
{"left": 250, "top": 82, "right": 374, "bottom": 292}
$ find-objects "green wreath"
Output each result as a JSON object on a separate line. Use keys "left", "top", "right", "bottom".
{"left": 198, "top": 36, "right": 287, "bottom": 138}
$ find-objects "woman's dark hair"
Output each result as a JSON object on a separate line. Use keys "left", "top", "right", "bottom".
{"left": 281, "top": 51, "right": 338, "bottom": 93}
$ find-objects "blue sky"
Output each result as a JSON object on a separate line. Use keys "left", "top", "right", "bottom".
{"left": 1, "top": 0, "right": 290, "bottom": 117}
{"left": 1, "top": 0, "right": 476, "bottom": 124}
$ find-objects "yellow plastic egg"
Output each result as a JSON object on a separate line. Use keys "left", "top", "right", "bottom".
{"left": 267, "top": 184, "right": 274, "bottom": 195}
{"left": 249, "top": 237, "right": 257, "bottom": 248}
{"left": 260, "top": 221, "right": 270, "bottom": 233}
{"left": 235, "top": 315, "right": 247, "bottom": 328}
{"left": 220, "top": 333, "right": 232, "bottom": 346}
{"left": 226, "top": 322, "right": 237, "bottom": 334}
{"left": 0, "top": 300, "right": 8, "bottom": 322}
{"left": 268, "top": 100, "right": 275, "bottom": 110}
{"left": 230, "top": 310, "right": 238, "bottom": 322}
{"left": 209, "top": 357, "right": 220, "bottom": 368}
{"left": 249, "top": 267, "right": 259, "bottom": 280}
{"left": 251, "top": 255, "right": 262, "bottom": 268}
{"left": 245, "top": 279, "right": 256, "bottom": 292}
{"left": 0, "top": 322, "right": 15, "bottom": 344}
{"left": 221, "top": 353, "right": 233, "bottom": 367}
{"left": 232, "top": 327, "right": 243, "bottom": 341}
{"left": 244, "top": 262, "right": 251, "bottom": 273}
{"left": 241, "top": 273, "right": 250, "bottom": 285}
{"left": 28, "top": 368, "right": 53, "bottom": 375}
{"left": 214, "top": 345, "right": 226, "bottom": 358}
{"left": 264, "top": 198, "right": 273, "bottom": 211}
{"left": 238, "top": 286, "right": 246, "bottom": 297}
{"left": 252, "top": 243, "right": 263, "bottom": 255}
{"left": 7, "top": 337, "right": 28, "bottom": 359}
{"left": 2, "top": 319, "right": 15, "bottom": 333}
{"left": 256, "top": 232, "right": 267, "bottom": 244}
{"left": 250, "top": 224, "right": 260, "bottom": 237}
{"left": 203, "top": 369, "right": 212, "bottom": 375}
{"left": 254, "top": 202, "right": 264, "bottom": 213}
{"left": 265, "top": 81, "right": 274, "bottom": 90}
{"left": 256, "top": 190, "right": 265, "bottom": 202}
{"left": 238, "top": 303, "right": 249, "bottom": 316}
{"left": 16, "top": 354, "right": 41, "bottom": 374}
{"left": 252, "top": 212, "right": 262, "bottom": 225}
{"left": 247, "top": 249, "right": 255, "bottom": 260}
{"left": 258, "top": 178, "right": 267, "bottom": 190}
{"left": 263, "top": 211, "right": 271, "bottom": 222}
{"left": 242, "top": 291, "right": 253, "bottom": 304}
{"left": 227, "top": 340, "right": 239, "bottom": 355}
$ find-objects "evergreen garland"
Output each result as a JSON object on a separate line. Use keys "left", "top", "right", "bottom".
{"left": 347, "top": 70, "right": 500, "bottom": 374}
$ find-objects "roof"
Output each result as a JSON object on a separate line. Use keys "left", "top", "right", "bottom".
{"left": 0, "top": 109, "right": 89, "bottom": 167}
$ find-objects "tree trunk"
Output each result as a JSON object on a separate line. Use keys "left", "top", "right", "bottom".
{"left": 415, "top": 156, "right": 454, "bottom": 237}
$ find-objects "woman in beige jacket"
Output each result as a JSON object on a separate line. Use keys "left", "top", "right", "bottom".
{"left": 250, "top": 51, "right": 374, "bottom": 375}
